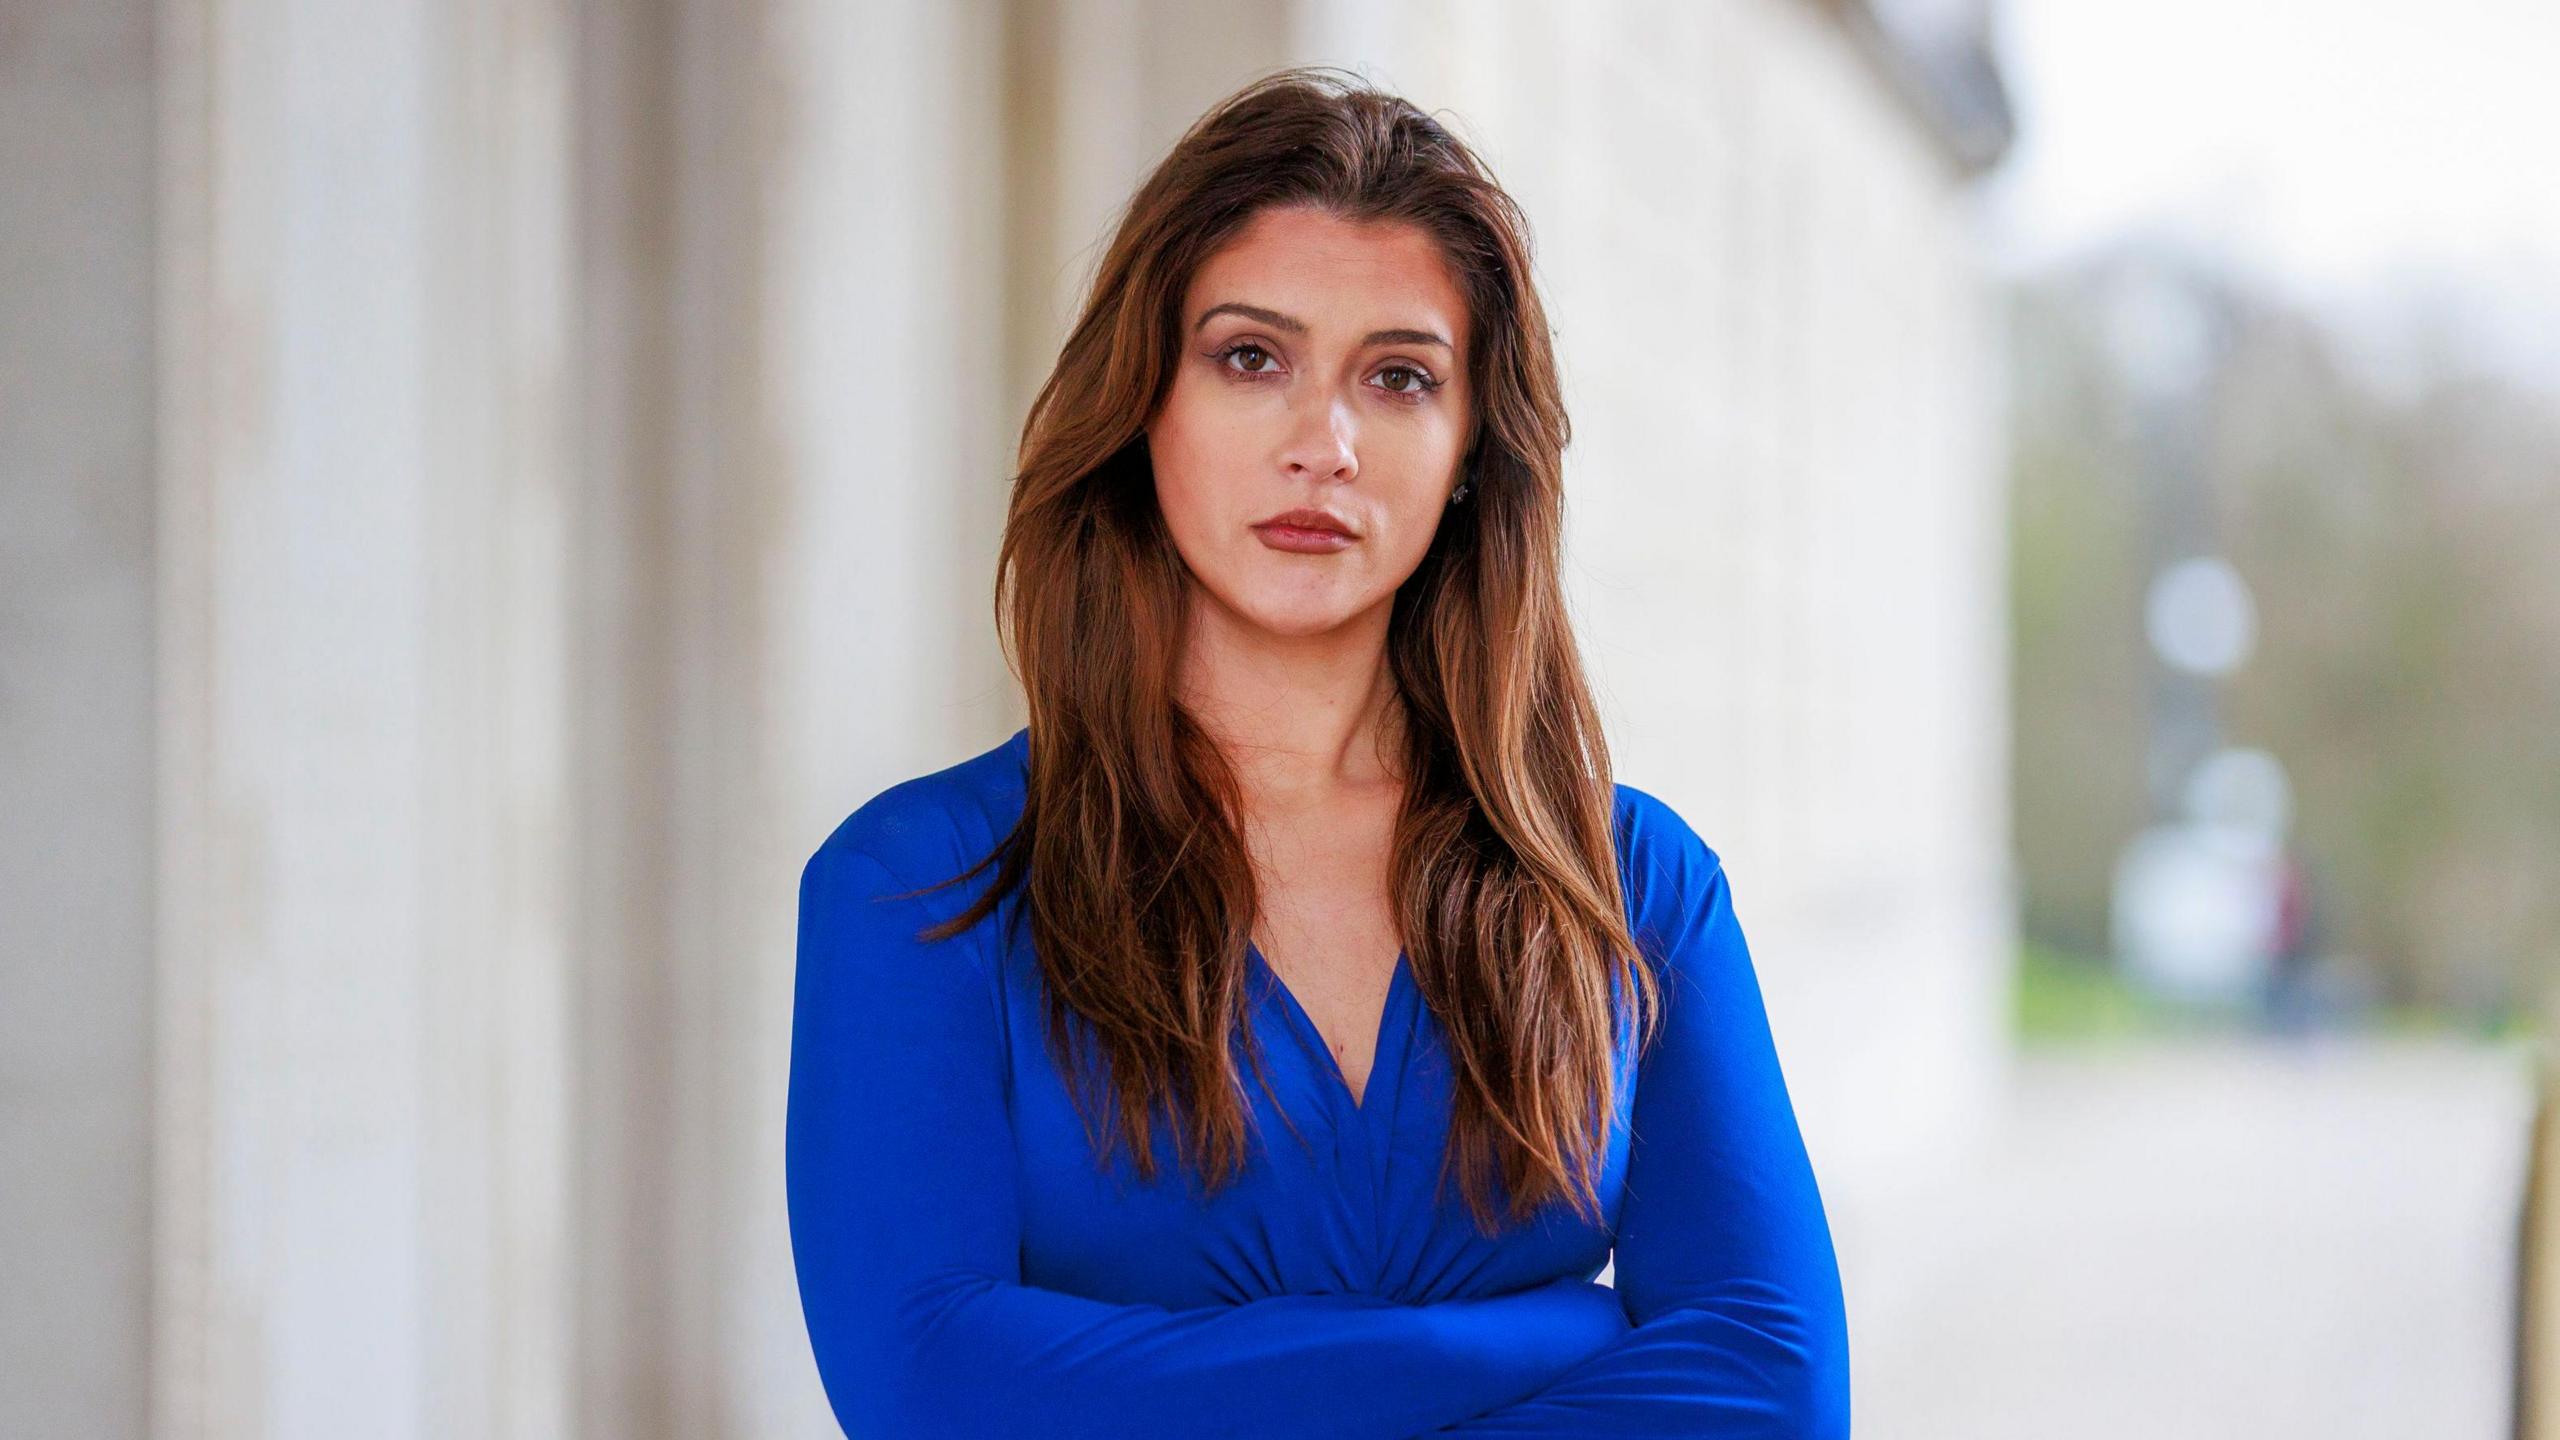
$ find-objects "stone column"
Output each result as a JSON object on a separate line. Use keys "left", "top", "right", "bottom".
{"left": 153, "top": 0, "right": 578, "bottom": 1434}
{"left": 0, "top": 5, "right": 159, "bottom": 1436}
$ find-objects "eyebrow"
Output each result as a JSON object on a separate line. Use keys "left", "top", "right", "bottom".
{"left": 1192, "top": 301, "right": 1452, "bottom": 352}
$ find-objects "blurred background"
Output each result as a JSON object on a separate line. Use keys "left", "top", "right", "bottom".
{"left": 3, "top": 1, "right": 2551, "bottom": 1436}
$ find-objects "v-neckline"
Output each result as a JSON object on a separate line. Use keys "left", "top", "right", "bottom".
{"left": 1246, "top": 940, "right": 1413, "bottom": 1114}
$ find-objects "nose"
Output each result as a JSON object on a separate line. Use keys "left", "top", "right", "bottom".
{"left": 1279, "top": 389, "right": 1358, "bottom": 484}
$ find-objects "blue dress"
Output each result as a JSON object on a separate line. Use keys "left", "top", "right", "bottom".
{"left": 786, "top": 726, "right": 1849, "bottom": 1437}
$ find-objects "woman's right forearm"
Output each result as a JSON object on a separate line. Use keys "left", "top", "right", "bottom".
{"left": 810, "top": 1271, "right": 1630, "bottom": 1440}
{"left": 1414, "top": 1275, "right": 1635, "bottom": 1412}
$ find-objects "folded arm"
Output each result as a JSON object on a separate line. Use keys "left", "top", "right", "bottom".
{"left": 1426, "top": 808, "right": 1851, "bottom": 1437}
{"left": 787, "top": 838, "right": 1630, "bottom": 1440}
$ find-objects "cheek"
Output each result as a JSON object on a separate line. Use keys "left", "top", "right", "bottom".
{"left": 1148, "top": 406, "right": 1231, "bottom": 540}
{"left": 1149, "top": 374, "right": 1271, "bottom": 530}
{"left": 1379, "top": 498, "right": 1451, "bottom": 575}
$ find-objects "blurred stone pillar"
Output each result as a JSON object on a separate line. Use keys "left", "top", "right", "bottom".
{"left": 0, "top": 6, "right": 158, "bottom": 1437}
{"left": 575, "top": 0, "right": 1020, "bottom": 1433}
{"left": 154, "top": 0, "right": 579, "bottom": 1434}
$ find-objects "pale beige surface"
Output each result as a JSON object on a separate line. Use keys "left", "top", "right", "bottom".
{"left": 1834, "top": 1037, "right": 2532, "bottom": 1440}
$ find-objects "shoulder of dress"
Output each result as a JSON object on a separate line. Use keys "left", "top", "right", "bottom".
{"left": 1609, "top": 778, "right": 1728, "bottom": 918}
{"left": 810, "top": 725, "right": 1029, "bottom": 892}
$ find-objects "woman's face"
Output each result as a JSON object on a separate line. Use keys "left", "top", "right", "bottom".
{"left": 1146, "top": 204, "right": 1475, "bottom": 641}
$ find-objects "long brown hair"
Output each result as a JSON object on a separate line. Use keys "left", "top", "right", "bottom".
{"left": 919, "top": 65, "right": 1659, "bottom": 1236}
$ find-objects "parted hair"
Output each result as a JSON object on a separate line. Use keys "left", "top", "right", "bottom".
{"left": 913, "top": 65, "right": 1661, "bottom": 1236}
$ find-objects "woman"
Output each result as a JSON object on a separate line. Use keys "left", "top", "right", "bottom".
{"left": 786, "top": 67, "right": 1849, "bottom": 1438}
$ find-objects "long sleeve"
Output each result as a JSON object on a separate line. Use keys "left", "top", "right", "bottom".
{"left": 1426, "top": 816, "right": 1851, "bottom": 1437}
{"left": 786, "top": 838, "right": 1634, "bottom": 1440}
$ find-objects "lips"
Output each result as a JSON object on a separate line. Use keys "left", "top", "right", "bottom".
{"left": 1251, "top": 507, "right": 1359, "bottom": 554}
{"left": 1252, "top": 507, "right": 1356, "bottom": 538}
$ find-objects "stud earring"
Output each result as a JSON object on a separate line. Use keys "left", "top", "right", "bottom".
{"left": 1449, "top": 477, "right": 1472, "bottom": 505}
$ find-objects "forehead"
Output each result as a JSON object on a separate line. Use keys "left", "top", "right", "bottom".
{"left": 1185, "top": 206, "right": 1468, "bottom": 346}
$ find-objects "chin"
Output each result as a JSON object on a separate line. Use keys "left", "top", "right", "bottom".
{"left": 1232, "top": 592, "right": 1369, "bottom": 639}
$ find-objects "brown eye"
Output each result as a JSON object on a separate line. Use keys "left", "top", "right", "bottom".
{"left": 1218, "top": 342, "right": 1278, "bottom": 375}
{"left": 1375, "top": 363, "right": 1440, "bottom": 402}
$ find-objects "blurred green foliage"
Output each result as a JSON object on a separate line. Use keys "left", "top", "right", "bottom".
{"left": 2013, "top": 941, "right": 2233, "bottom": 1045}
{"left": 2014, "top": 940, "right": 2538, "bottom": 1046}
{"left": 2006, "top": 244, "right": 2560, "bottom": 1019}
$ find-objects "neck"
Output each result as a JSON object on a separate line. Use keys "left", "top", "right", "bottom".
{"left": 1174, "top": 586, "right": 1407, "bottom": 798}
